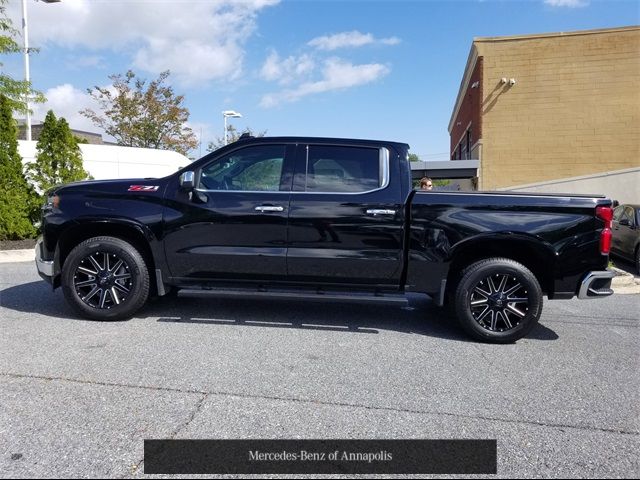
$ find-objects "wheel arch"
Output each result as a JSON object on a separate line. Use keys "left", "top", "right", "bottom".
{"left": 56, "top": 220, "right": 158, "bottom": 293}
{"left": 446, "top": 234, "right": 556, "bottom": 297}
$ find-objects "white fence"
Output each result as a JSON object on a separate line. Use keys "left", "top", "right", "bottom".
{"left": 18, "top": 141, "right": 191, "bottom": 180}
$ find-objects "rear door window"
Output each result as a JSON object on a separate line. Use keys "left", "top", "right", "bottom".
{"left": 305, "top": 145, "right": 381, "bottom": 193}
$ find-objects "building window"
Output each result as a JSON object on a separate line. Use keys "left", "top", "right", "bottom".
{"left": 460, "top": 139, "right": 468, "bottom": 160}
{"left": 453, "top": 126, "right": 473, "bottom": 160}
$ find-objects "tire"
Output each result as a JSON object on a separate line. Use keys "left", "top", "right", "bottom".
{"left": 454, "top": 258, "right": 543, "bottom": 343}
{"left": 61, "top": 236, "right": 150, "bottom": 321}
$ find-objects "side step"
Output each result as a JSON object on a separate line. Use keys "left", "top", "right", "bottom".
{"left": 177, "top": 287, "right": 409, "bottom": 306}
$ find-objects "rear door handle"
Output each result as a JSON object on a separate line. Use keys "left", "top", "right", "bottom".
{"left": 255, "top": 205, "right": 284, "bottom": 213}
{"left": 366, "top": 209, "right": 396, "bottom": 216}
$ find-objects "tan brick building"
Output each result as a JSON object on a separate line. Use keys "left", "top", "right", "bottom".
{"left": 449, "top": 26, "right": 640, "bottom": 191}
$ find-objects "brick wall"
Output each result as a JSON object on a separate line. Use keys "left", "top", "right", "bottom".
{"left": 450, "top": 57, "right": 483, "bottom": 158}
{"left": 476, "top": 27, "right": 640, "bottom": 190}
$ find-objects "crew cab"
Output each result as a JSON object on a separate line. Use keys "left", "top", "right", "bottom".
{"left": 35, "top": 136, "right": 615, "bottom": 343}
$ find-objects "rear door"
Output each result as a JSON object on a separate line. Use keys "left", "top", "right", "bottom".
{"left": 286, "top": 143, "right": 405, "bottom": 286}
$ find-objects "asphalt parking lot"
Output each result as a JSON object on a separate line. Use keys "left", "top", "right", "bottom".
{"left": 0, "top": 260, "right": 638, "bottom": 478}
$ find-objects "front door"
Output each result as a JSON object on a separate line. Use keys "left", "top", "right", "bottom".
{"left": 163, "top": 143, "right": 294, "bottom": 281}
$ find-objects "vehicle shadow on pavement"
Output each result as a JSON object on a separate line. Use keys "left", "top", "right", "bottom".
{"left": 0, "top": 281, "right": 559, "bottom": 343}
{"left": 147, "top": 292, "right": 559, "bottom": 343}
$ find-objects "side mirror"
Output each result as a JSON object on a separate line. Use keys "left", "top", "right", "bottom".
{"left": 179, "top": 171, "right": 195, "bottom": 190}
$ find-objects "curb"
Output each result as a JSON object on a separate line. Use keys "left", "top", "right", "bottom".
{"left": 0, "top": 249, "right": 34, "bottom": 263}
{"left": 609, "top": 267, "right": 640, "bottom": 295}
{"left": 1, "top": 249, "right": 639, "bottom": 294}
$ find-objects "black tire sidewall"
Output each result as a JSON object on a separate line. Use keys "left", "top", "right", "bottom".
{"left": 455, "top": 259, "right": 543, "bottom": 343}
{"left": 61, "top": 237, "right": 149, "bottom": 321}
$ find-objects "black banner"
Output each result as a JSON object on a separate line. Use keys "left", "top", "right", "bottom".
{"left": 144, "top": 439, "right": 497, "bottom": 474}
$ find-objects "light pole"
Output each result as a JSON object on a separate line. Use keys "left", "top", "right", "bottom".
{"left": 21, "top": 0, "right": 61, "bottom": 141}
{"left": 222, "top": 110, "right": 242, "bottom": 145}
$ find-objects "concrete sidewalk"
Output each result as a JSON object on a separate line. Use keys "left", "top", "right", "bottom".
{"left": 0, "top": 249, "right": 34, "bottom": 264}
{"left": 3, "top": 248, "right": 638, "bottom": 294}
{"left": 610, "top": 266, "right": 640, "bottom": 294}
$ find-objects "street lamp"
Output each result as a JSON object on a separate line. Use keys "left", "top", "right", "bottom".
{"left": 21, "top": 0, "right": 62, "bottom": 141}
{"left": 222, "top": 110, "right": 242, "bottom": 146}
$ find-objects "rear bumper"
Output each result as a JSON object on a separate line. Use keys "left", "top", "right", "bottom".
{"left": 577, "top": 270, "right": 615, "bottom": 299}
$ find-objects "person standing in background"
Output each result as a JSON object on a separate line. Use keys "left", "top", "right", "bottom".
{"left": 420, "top": 177, "right": 433, "bottom": 190}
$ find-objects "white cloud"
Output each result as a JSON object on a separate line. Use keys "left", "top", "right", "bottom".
{"left": 308, "top": 31, "right": 401, "bottom": 51}
{"left": 7, "top": 0, "right": 280, "bottom": 85}
{"left": 380, "top": 37, "right": 402, "bottom": 46}
{"left": 543, "top": 0, "right": 589, "bottom": 7}
{"left": 260, "top": 51, "right": 315, "bottom": 85}
{"left": 66, "top": 55, "right": 106, "bottom": 70}
{"left": 134, "top": 38, "right": 245, "bottom": 86}
{"left": 260, "top": 58, "right": 390, "bottom": 107}
{"left": 32, "top": 84, "right": 103, "bottom": 134}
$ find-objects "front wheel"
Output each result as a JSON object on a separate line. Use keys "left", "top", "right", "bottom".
{"left": 454, "top": 258, "right": 543, "bottom": 343}
{"left": 61, "top": 236, "right": 150, "bottom": 321}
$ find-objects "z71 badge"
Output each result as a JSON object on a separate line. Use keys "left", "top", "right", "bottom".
{"left": 128, "top": 185, "right": 159, "bottom": 192}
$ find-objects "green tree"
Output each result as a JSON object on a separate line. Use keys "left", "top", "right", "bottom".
{"left": 0, "top": 0, "right": 45, "bottom": 113}
{"left": 207, "top": 125, "right": 266, "bottom": 152}
{"left": 408, "top": 153, "right": 420, "bottom": 162}
{"left": 0, "top": 94, "right": 36, "bottom": 239}
{"left": 81, "top": 70, "right": 198, "bottom": 156}
{"left": 27, "top": 110, "right": 90, "bottom": 196}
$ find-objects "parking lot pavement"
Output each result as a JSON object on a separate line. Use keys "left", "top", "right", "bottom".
{"left": 1, "top": 261, "right": 638, "bottom": 478}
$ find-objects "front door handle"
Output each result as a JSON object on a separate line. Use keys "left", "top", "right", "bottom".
{"left": 255, "top": 205, "right": 284, "bottom": 213}
{"left": 366, "top": 209, "right": 396, "bottom": 216}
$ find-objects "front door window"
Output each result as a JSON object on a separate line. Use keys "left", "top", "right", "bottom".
{"left": 199, "top": 145, "right": 286, "bottom": 192}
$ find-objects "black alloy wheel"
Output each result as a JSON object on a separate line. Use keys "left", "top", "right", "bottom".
{"left": 469, "top": 273, "right": 530, "bottom": 332}
{"left": 454, "top": 258, "right": 543, "bottom": 343}
{"left": 61, "top": 236, "right": 150, "bottom": 321}
{"left": 73, "top": 251, "right": 133, "bottom": 309}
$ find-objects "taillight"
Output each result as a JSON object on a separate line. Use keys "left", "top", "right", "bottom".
{"left": 600, "top": 229, "right": 612, "bottom": 254}
{"left": 596, "top": 206, "right": 613, "bottom": 254}
{"left": 596, "top": 206, "right": 613, "bottom": 226}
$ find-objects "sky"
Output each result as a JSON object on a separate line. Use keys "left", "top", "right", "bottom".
{"left": 3, "top": 0, "right": 639, "bottom": 160}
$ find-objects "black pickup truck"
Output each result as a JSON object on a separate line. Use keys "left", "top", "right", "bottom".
{"left": 35, "top": 136, "right": 615, "bottom": 343}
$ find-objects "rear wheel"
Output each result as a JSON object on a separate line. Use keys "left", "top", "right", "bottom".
{"left": 61, "top": 236, "right": 150, "bottom": 320}
{"left": 454, "top": 258, "right": 543, "bottom": 343}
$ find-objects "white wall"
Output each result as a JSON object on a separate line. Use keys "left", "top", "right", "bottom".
{"left": 500, "top": 167, "right": 640, "bottom": 204}
{"left": 18, "top": 141, "right": 191, "bottom": 180}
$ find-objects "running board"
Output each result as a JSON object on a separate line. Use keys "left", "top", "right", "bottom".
{"left": 177, "top": 287, "right": 409, "bottom": 306}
